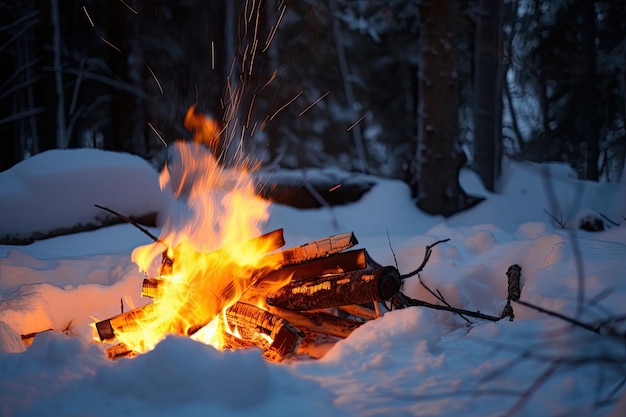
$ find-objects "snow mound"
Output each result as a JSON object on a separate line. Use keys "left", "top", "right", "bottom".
{"left": 0, "top": 149, "right": 168, "bottom": 243}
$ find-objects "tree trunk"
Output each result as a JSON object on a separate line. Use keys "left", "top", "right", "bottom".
{"left": 411, "top": 0, "right": 480, "bottom": 216}
{"left": 472, "top": 0, "right": 503, "bottom": 191}
{"left": 580, "top": 0, "right": 598, "bottom": 181}
{"left": 50, "top": 0, "right": 67, "bottom": 149}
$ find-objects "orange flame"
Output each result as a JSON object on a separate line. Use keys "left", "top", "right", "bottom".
{"left": 113, "top": 107, "right": 281, "bottom": 354}
{"left": 184, "top": 105, "right": 221, "bottom": 156}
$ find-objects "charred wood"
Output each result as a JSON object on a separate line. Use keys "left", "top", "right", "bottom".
{"left": 265, "top": 305, "right": 363, "bottom": 338}
{"left": 266, "top": 266, "right": 401, "bottom": 311}
{"left": 226, "top": 302, "right": 303, "bottom": 359}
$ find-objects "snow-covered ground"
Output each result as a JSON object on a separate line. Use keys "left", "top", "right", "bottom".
{"left": 0, "top": 149, "right": 625, "bottom": 417}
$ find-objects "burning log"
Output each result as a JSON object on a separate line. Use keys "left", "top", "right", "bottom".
{"left": 158, "top": 228, "right": 286, "bottom": 276}
{"left": 265, "top": 232, "right": 358, "bottom": 267}
{"left": 142, "top": 249, "right": 369, "bottom": 301}
{"left": 225, "top": 302, "right": 303, "bottom": 360}
{"left": 277, "top": 248, "right": 367, "bottom": 280}
{"left": 106, "top": 343, "right": 135, "bottom": 360}
{"left": 95, "top": 303, "right": 156, "bottom": 342}
{"left": 265, "top": 266, "right": 401, "bottom": 311}
{"left": 265, "top": 305, "right": 363, "bottom": 338}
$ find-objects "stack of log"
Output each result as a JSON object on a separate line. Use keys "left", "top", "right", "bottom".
{"left": 93, "top": 230, "right": 402, "bottom": 361}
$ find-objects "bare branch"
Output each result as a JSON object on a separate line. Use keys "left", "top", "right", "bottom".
{"left": 400, "top": 238, "right": 450, "bottom": 279}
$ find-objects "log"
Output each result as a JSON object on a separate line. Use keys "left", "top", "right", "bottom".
{"left": 144, "top": 249, "right": 369, "bottom": 301}
{"left": 106, "top": 343, "right": 135, "bottom": 360}
{"left": 226, "top": 302, "right": 303, "bottom": 360}
{"left": 338, "top": 304, "right": 378, "bottom": 321}
{"left": 264, "top": 232, "right": 358, "bottom": 267}
{"left": 158, "top": 228, "right": 286, "bottom": 276}
{"left": 265, "top": 266, "right": 401, "bottom": 311}
{"left": 278, "top": 248, "right": 367, "bottom": 280}
{"left": 94, "top": 303, "right": 157, "bottom": 342}
{"left": 265, "top": 305, "right": 363, "bottom": 338}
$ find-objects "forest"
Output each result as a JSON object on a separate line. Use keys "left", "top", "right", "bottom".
{"left": 1, "top": 0, "right": 625, "bottom": 215}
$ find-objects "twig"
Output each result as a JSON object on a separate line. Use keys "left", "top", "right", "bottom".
{"left": 386, "top": 229, "right": 399, "bottom": 271}
{"left": 400, "top": 238, "right": 450, "bottom": 279}
{"left": 543, "top": 208, "right": 568, "bottom": 228}
{"left": 94, "top": 204, "right": 163, "bottom": 244}
{"left": 599, "top": 212, "right": 620, "bottom": 226}
{"left": 420, "top": 278, "right": 472, "bottom": 324}
{"left": 514, "top": 299, "right": 623, "bottom": 338}
{"left": 394, "top": 292, "right": 501, "bottom": 322}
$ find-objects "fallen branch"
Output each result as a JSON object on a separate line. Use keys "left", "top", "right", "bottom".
{"left": 94, "top": 204, "right": 161, "bottom": 243}
{"left": 400, "top": 238, "right": 450, "bottom": 279}
{"left": 393, "top": 292, "right": 502, "bottom": 322}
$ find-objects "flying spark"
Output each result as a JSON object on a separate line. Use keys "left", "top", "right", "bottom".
{"left": 263, "top": 5, "right": 286, "bottom": 52}
{"left": 329, "top": 184, "right": 342, "bottom": 192}
{"left": 100, "top": 37, "right": 121, "bottom": 52}
{"left": 298, "top": 92, "right": 330, "bottom": 117}
{"left": 270, "top": 91, "right": 303, "bottom": 121}
{"left": 147, "top": 122, "right": 167, "bottom": 147}
{"left": 347, "top": 114, "right": 366, "bottom": 131}
{"left": 119, "top": 0, "right": 139, "bottom": 14}
{"left": 82, "top": 6, "right": 95, "bottom": 27}
{"left": 211, "top": 41, "right": 215, "bottom": 70}
{"left": 146, "top": 65, "right": 163, "bottom": 95}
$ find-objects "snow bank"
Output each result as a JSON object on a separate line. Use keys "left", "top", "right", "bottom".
{"left": 0, "top": 150, "right": 624, "bottom": 416}
{"left": 0, "top": 149, "right": 168, "bottom": 243}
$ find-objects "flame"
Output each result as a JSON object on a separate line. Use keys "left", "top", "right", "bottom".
{"left": 184, "top": 105, "right": 221, "bottom": 156}
{"left": 113, "top": 110, "right": 282, "bottom": 355}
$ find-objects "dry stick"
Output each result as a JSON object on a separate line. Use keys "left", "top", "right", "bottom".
{"left": 400, "top": 238, "right": 450, "bottom": 279}
{"left": 394, "top": 292, "right": 501, "bottom": 322}
{"left": 420, "top": 277, "right": 471, "bottom": 324}
{"left": 399, "top": 238, "right": 471, "bottom": 323}
{"left": 94, "top": 204, "right": 162, "bottom": 243}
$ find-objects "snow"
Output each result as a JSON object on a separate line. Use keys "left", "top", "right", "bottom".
{"left": 1, "top": 149, "right": 625, "bottom": 417}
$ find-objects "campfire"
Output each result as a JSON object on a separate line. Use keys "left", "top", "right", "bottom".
{"left": 89, "top": 110, "right": 402, "bottom": 361}
{"left": 93, "top": 228, "right": 401, "bottom": 361}
{"left": 88, "top": 110, "right": 521, "bottom": 362}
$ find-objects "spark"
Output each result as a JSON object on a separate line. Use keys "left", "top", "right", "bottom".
{"left": 82, "top": 6, "right": 95, "bottom": 27}
{"left": 263, "top": 5, "right": 286, "bottom": 52}
{"left": 119, "top": 0, "right": 139, "bottom": 14}
{"left": 347, "top": 114, "right": 366, "bottom": 131}
{"left": 100, "top": 36, "right": 121, "bottom": 53}
{"left": 211, "top": 41, "right": 215, "bottom": 70}
{"left": 146, "top": 65, "right": 163, "bottom": 95}
{"left": 269, "top": 91, "right": 303, "bottom": 121}
{"left": 298, "top": 91, "right": 330, "bottom": 117}
{"left": 148, "top": 122, "right": 167, "bottom": 147}
{"left": 260, "top": 70, "right": 278, "bottom": 93}
{"left": 329, "top": 184, "right": 342, "bottom": 192}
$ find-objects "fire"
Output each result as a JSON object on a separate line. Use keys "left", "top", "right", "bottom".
{"left": 110, "top": 108, "right": 282, "bottom": 355}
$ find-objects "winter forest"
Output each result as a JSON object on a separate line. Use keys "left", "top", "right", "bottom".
{"left": 1, "top": 1, "right": 626, "bottom": 417}
{"left": 2, "top": 0, "right": 625, "bottom": 210}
